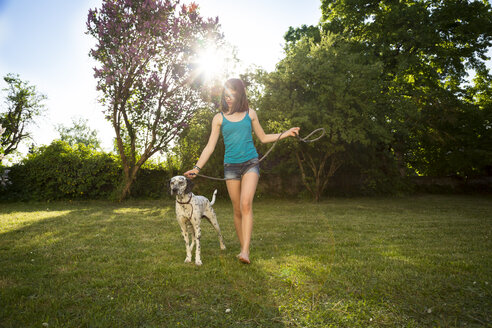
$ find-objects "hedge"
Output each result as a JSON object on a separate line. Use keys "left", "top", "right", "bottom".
{"left": 0, "top": 141, "right": 120, "bottom": 201}
{"left": 2, "top": 140, "right": 489, "bottom": 202}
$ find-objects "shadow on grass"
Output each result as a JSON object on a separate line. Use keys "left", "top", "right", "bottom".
{"left": 1, "top": 196, "right": 491, "bottom": 327}
{"left": 253, "top": 197, "right": 491, "bottom": 327}
{"left": 0, "top": 201, "right": 286, "bottom": 327}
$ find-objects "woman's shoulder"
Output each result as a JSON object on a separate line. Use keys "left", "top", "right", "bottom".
{"left": 212, "top": 112, "right": 223, "bottom": 125}
{"left": 248, "top": 108, "right": 258, "bottom": 120}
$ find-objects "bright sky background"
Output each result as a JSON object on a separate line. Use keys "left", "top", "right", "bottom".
{"left": 0, "top": 0, "right": 322, "bottom": 157}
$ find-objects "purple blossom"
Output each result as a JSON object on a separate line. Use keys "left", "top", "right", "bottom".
{"left": 86, "top": 0, "right": 221, "bottom": 171}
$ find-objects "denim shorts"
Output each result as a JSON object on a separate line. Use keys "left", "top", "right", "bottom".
{"left": 224, "top": 157, "right": 260, "bottom": 180}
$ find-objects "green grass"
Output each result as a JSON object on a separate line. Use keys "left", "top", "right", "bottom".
{"left": 0, "top": 195, "right": 491, "bottom": 327}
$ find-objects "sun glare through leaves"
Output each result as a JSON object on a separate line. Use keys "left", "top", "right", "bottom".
{"left": 193, "top": 41, "right": 235, "bottom": 85}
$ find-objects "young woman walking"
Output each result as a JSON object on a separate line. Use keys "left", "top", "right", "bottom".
{"left": 184, "top": 78, "right": 299, "bottom": 264}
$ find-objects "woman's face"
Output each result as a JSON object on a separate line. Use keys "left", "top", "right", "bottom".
{"left": 224, "top": 89, "right": 236, "bottom": 110}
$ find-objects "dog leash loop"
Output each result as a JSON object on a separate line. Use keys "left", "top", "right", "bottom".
{"left": 296, "top": 127, "right": 326, "bottom": 143}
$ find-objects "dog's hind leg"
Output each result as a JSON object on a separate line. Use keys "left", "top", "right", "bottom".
{"left": 204, "top": 207, "right": 226, "bottom": 250}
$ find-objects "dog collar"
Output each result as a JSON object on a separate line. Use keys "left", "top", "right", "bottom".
{"left": 177, "top": 193, "right": 192, "bottom": 205}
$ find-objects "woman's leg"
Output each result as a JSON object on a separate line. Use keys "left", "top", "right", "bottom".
{"left": 239, "top": 171, "right": 259, "bottom": 261}
{"left": 226, "top": 179, "right": 243, "bottom": 248}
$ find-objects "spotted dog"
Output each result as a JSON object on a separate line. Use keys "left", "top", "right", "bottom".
{"left": 169, "top": 176, "right": 226, "bottom": 266}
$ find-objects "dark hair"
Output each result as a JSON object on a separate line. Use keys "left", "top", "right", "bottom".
{"left": 220, "top": 78, "right": 249, "bottom": 114}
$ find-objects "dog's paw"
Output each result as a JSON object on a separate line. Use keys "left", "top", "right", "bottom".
{"left": 195, "top": 260, "right": 202, "bottom": 266}
{"left": 184, "top": 258, "right": 192, "bottom": 263}
{"left": 220, "top": 244, "right": 226, "bottom": 250}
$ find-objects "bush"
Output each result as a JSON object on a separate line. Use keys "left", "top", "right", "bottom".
{"left": 0, "top": 141, "right": 120, "bottom": 201}
{"left": 130, "top": 160, "right": 179, "bottom": 199}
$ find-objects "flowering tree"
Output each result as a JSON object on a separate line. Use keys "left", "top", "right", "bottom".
{"left": 86, "top": 0, "right": 221, "bottom": 199}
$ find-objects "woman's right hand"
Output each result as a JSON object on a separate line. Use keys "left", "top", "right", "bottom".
{"left": 184, "top": 168, "right": 199, "bottom": 179}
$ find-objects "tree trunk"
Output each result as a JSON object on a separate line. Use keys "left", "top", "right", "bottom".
{"left": 120, "top": 178, "right": 133, "bottom": 201}
{"left": 296, "top": 148, "right": 343, "bottom": 202}
{"left": 295, "top": 151, "right": 315, "bottom": 199}
{"left": 119, "top": 165, "right": 140, "bottom": 201}
{"left": 394, "top": 150, "right": 406, "bottom": 177}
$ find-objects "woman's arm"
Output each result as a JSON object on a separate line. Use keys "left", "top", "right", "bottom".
{"left": 250, "top": 109, "right": 300, "bottom": 144}
{"left": 183, "top": 113, "right": 222, "bottom": 178}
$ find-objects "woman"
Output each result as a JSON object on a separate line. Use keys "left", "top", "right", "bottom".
{"left": 184, "top": 78, "right": 299, "bottom": 264}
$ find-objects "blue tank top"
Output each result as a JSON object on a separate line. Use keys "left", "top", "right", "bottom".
{"left": 221, "top": 110, "right": 258, "bottom": 164}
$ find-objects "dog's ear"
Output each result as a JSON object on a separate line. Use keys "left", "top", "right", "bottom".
{"left": 168, "top": 179, "right": 173, "bottom": 195}
{"left": 184, "top": 178, "right": 194, "bottom": 194}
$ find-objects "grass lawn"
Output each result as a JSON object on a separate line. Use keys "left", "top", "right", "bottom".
{"left": 0, "top": 195, "right": 491, "bottom": 327}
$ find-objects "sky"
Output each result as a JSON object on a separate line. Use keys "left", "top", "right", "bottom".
{"left": 0, "top": 0, "right": 322, "bottom": 157}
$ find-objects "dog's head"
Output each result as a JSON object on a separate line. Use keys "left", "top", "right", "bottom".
{"left": 168, "top": 175, "right": 194, "bottom": 196}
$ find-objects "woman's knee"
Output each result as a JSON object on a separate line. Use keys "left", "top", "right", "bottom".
{"left": 233, "top": 207, "right": 242, "bottom": 218}
{"left": 240, "top": 199, "right": 253, "bottom": 215}
{"left": 232, "top": 203, "right": 242, "bottom": 217}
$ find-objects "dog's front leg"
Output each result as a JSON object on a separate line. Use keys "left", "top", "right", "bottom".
{"left": 191, "top": 216, "right": 202, "bottom": 266}
{"left": 178, "top": 219, "right": 192, "bottom": 263}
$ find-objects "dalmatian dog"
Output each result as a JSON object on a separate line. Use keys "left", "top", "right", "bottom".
{"left": 169, "top": 176, "right": 226, "bottom": 266}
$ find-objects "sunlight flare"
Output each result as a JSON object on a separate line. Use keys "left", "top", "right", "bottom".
{"left": 194, "top": 43, "right": 230, "bottom": 83}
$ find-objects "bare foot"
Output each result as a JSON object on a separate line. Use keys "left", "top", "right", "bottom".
{"left": 238, "top": 252, "right": 250, "bottom": 264}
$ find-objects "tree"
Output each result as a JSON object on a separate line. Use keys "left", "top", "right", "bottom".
{"left": 0, "top": 124, "right": 11, "bottom": 188}
{"left": 321, "top": 0, "right": 492, "bottom": 78}
{"left": 284, "top": 24, "right": 322, "bottom": 47}
{"left": 86, "top": 0, "right": 221, "bottom": 200}
{"left": 0, "top": 73, "right": 46, "bottom": 163}
{"left": 259, "top": 34, "right": 387, "bottom": 201}
{"left": 172, "top": 103, "right": 226, "bottom": 194}
{"left": 56, "top": 117, "right": 101, "bottom": 149}
{"left": 320, "top": 0, "right": 492, "bottom": 176}
{"left": 410, "top": 66, "right": 492, "bottom": 177}
{"left": 0, "top": 124, "right": 5, "bottom": 163}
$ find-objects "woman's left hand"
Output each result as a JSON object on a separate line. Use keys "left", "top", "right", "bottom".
{"left": 286, "top": 127, "right": 300, "bottom": 138}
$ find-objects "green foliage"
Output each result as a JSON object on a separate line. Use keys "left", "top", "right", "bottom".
{"left": 128, "top": 159, "right": 180, "bottom": 199}
{"left": 323, "top": 143, "right": 412, "bottom": 196}
{"left": 401, "top": 66, "right": 492, "bottom": 177}
{"left": 173, "top": 105, "right": 228, "bottom": 196}
{"left": 0, "top": 140, "right": 120, "bottom": 201}
{"left": 321, "top": 0, "right": 492, "bottom": 78}
{"left": 407, "top": 101, "right": 492, "bottom": 177}
{"left": 257, "top": 33, "right": 388, "bottom": 200}
{"left": 320, "top": 0, "right": 492, "bottom": 177}
{"left": 56, "top": 117, "right": 101, "bottom": 149}
{"left": 87, "top": 0, "right": 223, "bottom": 200}
{"left": 0, "top": 125, "right": 10, "bottom": 188}
{"left": 284, "top": 24, "right": 322, "bottom": 47}
{"left": 0, "top": 73, "right": 46, "bottom": 159}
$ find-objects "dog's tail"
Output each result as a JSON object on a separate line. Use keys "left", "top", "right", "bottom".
{"left": 210, "top": 189, "right": 218, "bottom": 205}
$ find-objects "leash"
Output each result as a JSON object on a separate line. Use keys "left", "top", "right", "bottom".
{"left": 192, "top": 128, "right": 326, "bottom": 181}
{"left": 176, "top": 193, "right": 194, "bottom": 218}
